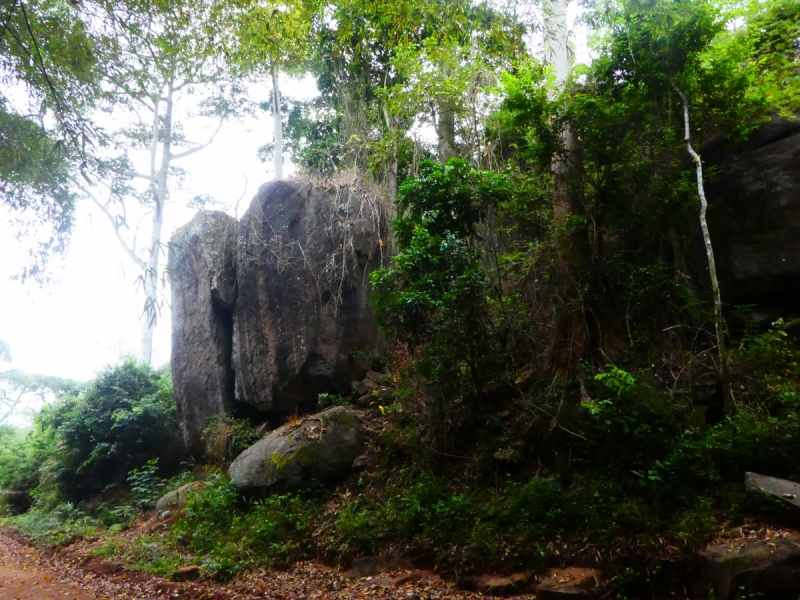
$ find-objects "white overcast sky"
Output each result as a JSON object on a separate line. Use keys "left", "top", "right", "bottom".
{"left": 0, "top": 4, "right": 589, "bottom": 411}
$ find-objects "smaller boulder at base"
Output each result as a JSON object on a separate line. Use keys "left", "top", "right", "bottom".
{"left": 155, "top": 480, "right": 206, "bottom": 516}
{"left": 228, "top": 406, "right": 363, "bottom": 496}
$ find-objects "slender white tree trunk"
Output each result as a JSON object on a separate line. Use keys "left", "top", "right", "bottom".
{"left": 382, "top": 102, "right": 398, "bottom": 199}
{"left": 140, "top": 83, "right": 174, "bottom": 365}
{"left": 543, "top": 0, "right": 572, "bottom": 225}
{"left": 272, "top": 65, "right": 283, "bottom": 180}
{"left": 543, "top": 0, "right": 569, "bottom": 94}
{"left": 673, "top": 82, "right": 731, "bottom": 412}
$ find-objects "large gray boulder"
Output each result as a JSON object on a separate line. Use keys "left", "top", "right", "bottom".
{"left": 704, "top": 115, "right": 800, "bottom": 318}
{"left": 169, "top": 211, "right": 238, "bottom": 456}
{"left": 169, "top": 181, "right": 387, "bottom": 456}
{"left": 233, "top": 180, "right": 387, "bottom": 414}
{"left": 228, "top": 406, "right": 363, "bottom": 495}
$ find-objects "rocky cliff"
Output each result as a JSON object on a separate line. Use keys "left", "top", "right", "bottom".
{"left": 169, "top": 180, "right": 387, "bottom": 455}
{"left": 704, "top": 115, "right": 800, "bottom": 322}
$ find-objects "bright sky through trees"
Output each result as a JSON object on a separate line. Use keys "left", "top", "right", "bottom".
{"left": 0, "top": 76, "right": 318, "bottom": 383}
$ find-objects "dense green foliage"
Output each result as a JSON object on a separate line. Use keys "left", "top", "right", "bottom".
{"left": 1, "top": 0, "right": 97, "bottom": 278}
{"left": 34, "top": 359, "right": 182, "bottom": 501}
{"left": 0, "top": 425, "right": 38, "bottom": 491}
{"left": 0, "top": 360, "right": 183, "bottom": 506}
{"left": 371, "top": 160, "right": 516, "bottom": 401}
{"left": 171, "top": 476, "right": 315, "bottom": 578}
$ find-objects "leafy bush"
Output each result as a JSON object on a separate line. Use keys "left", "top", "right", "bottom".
{"left": 33, "top": 358, "right": 183, "bottom": 503}
{"left": 0, "top": 425, "right": 38, "bottom": 491}
{"left": 317, "top": 393, "right": 348, "bottom": 410}
{"left": 128, "top": 459, "right": 168, "bottom": 510}
{"left": 371, "top": 159, "right": 516, "bottom": 404}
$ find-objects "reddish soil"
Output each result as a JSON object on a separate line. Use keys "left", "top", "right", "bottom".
{"left": 0, "top": 529, "right": 536, "bottom": 599}
{"left": 0, "top": 536, "right": 93, "bottom": 600}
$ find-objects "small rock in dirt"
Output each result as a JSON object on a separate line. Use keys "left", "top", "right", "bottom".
{"left": 353, "top": 378, "right": 378, "bottom": 397}
{"left": 536, "top": 567, "right": 600, "bottom": 599}
{"left": 700, "top": 534, "right": 800, "bottom": 599}
{"left": 364, "top": 371, "right": 387, "bottom": 383}
{"left": 370, "top": 576, "right": 395, "bottom": 588}
{"left": 172, "top": 565, "right": 201, "bottom": 581}
{"left": 391, "top": 572, "right": 423, "bottom": 587}
{"left": 356, "top": 393, "right": 374, "bottom": 408}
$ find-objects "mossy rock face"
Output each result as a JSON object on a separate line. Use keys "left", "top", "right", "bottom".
{"left": 228, "top": 406, "right": 364, "bottom": 496}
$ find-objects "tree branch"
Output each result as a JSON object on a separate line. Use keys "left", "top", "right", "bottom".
{"left": 125, "top": 170, "right": 151, "bottom": 181}
{"left": 76, "top": 182, "right": 147, "bottom": 271}
{"left": 170, "top": 120, "right": 224, "bottom": 161}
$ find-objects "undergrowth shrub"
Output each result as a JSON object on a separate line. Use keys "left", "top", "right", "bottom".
{"left": 0, "top": 425, "right": 38, "bottom": 491}
{"left": 128, "top": 459, "right": 168, "bottom": 510}
{"left": 12, "top": 502, "right": 100, "bottom": 546}
{"left": 203, "top": 417, "right": 261, "bottom": 469}
{"left": 171, "top": 475, "right": 318, "bottom": 579}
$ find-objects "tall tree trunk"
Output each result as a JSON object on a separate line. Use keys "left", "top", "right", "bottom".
{"left": 140, "top": 82, "right": 173, "bottom": 365}
{"left": 543, "top": 0, "right": 569, "bottom": 99}
{"left": 436, "top": 98, "right": 457, "bottom": 162}
{"left": 543, "top": 0, "right": 591, "bottom": 375}
{"left": 381, "top": 68, "right": 398, "bottom": 200}
{"left": 272, "top": 65, "right": 283, "bottom": 180}
{"left": 382, "top": 102, "right": 398, "bottom": 200}
{"left": 672, "top": 82, "right": 731, "bottom": 413}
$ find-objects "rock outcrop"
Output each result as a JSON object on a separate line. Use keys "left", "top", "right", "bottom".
{"left": 233, "top": 180, "right": 386, "bottom": 414}
{"left": 228, "top": 406, "right": 364, "bottom": 496}
{"left": 170, "top": 211, "right": 238, "bottom": 456}
{"left": 745, "top": 471, "right": 800, "bottom": 511}
{"left": 701, "top": 534, "right": 800, "bottom": 599}
{"left": 704, "top": 115, "right": 800, "bottom": 319}
{"left": 169, "top": 181, "right": 386, "bottom": 455}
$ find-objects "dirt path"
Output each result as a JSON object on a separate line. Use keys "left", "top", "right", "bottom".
{"left": 0, "top": 530, "right": 537, "bottom": 599}
{"left": 0, "top": 537, "right": 93, "bottom": 600}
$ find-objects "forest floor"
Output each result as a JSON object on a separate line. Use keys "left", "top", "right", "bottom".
{"left": 0, "top": 529, "right": 536, "bottom": 600}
